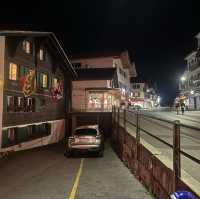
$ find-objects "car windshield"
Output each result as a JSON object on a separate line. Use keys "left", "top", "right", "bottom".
{"left": 74, "top": 128, "right": 97, "bottom": 136}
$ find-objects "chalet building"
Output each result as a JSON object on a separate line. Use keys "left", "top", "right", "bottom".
{"left": 72, "top": 67, "right": 120, "bottom": 111}
{"left": 179, "top": 33, "right": 200, "bottom": 110}
{"left": 130, "top": 79, "right": 159, "bottom": 109}
{"left": 71, "top": 51, "right": 137, "bottom": 111}
{"left": 0, "top": 31, "right": 76, "bottom": 153}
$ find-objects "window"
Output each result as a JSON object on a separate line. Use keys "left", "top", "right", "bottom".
{"left": 39, "top": 49, "right": 45, "bottom": 61}
{"left": 9, "top": 63, "right": 18, "bottom": 80}
{"left": 27, "top": 98, "right": 32, "bottom": 106}
{"left": 119, "top": 68, "right": 123, "bottom": 75}
{"left": 42, "top": 74, "right": 48, "bottom": 88}
{"left": 7, "top": 96, "right": 14, "bottom": 112}
{"left": 25, "top": 97, "right": 35, "bottom": 112}
{"left": 22, "top": 40, "right": 32, "bottom": 54}
{"left": 40, "top": 73, "right": 48, "bottom": 88}
{"left": 8, "top": 128, "right": 15, "bottom": 142}
{"left": 20, "top": 66, "right": 33, "bottom": 77}
{"left": 53, "top": 78, "right": 58, "bottom": 87}
{"left": 123, "top": 72, "right": 127, "bottom": 79}
{"left": 16, "top": 96, "right": 24, "bottom": 112}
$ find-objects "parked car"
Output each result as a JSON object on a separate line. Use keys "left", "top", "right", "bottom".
{"left": 65, "top": 125, "right": 104, "bottom": 157}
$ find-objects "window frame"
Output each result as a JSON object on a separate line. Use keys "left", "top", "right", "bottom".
{"left": 40, "top": 73, "right": 48, "bottom": 89}
{"left": 22, "top": 40, "right": 32, "bottom": 54}
{"left": 39, "top": 48, "right": 45, "bottom": 61}
{"left": 9, "top": 63, "right": 18, "bottom": 81}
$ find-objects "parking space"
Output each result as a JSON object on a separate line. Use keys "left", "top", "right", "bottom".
{"left": 0, "top": 142, "right": 153, "bottom": 199}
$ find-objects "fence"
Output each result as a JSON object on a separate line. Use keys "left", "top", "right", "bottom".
{"left": 111, "top": 106, "right": 200, "bottom": 199}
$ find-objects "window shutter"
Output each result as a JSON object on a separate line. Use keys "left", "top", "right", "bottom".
{"left": 36, "top": 71, "right": 40, "bottom": 88}
{"left": 20, "top": 66, "right": 25, "bottom": 77}
{"left": 24, "top": 67, "right": 29, "bottom": 76}
{"left": 40, "top": 73, "right": 43, "bottom": 88}
{"left": 48, "top": 75, "right": 52, "bottom": 89}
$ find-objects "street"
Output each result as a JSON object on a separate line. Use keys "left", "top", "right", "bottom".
{"left": 0, "top": 142, "right": 152, "bottom": 199}
{"left": 125, "top": 110, "right": 200, "bottom": 184}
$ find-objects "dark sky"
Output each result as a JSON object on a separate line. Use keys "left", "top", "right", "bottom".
{"left": 0, "top": 0, "right": 200, "bottom": 105}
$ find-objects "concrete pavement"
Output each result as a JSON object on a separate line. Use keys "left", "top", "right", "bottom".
{"left": 76, "top": 143, "right": 152, "bottom": 199}
{"left": 0, "top": 142, "right": 153, "bottom": 199}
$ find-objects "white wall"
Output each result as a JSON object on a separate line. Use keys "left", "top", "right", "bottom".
{"left": 0, "top": 119, "right": 65, "bottom": 152}
{"left": 113, "top": 58, "right": 131, "bottom": 93}
{"left": 72, "top": 80, "right": 108, "bottom": 110}
{"left": 72, "top": 57, "right": 113, "bottom": 68}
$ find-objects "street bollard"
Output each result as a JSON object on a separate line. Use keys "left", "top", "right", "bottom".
{"left": 173, "top": 120, "right": 181, "bottom": 192}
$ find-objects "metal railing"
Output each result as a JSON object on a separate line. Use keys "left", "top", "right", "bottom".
{"left": 112, "top": 106, "right": 200, "bottom": 192}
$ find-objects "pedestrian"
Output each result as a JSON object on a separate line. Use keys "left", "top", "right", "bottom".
{"left": 175, "top": 102, "right": 180, "bottom": 115}
{"left": 180, "top": 102, "right": 185, "bottom": 115}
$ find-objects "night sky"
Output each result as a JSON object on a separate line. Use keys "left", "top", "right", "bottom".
{"left": 0, "top": 0, "right": 200, "bottom": 105}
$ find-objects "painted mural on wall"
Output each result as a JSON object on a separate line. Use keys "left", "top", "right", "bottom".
{"left": 50, "top": 81, "right": 63, "bottom": 101}
{"left": 20, "top": 70, "right": 36, "bottom": 97}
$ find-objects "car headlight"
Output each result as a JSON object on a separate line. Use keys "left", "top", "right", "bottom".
{"left": 95, "top": 136, "right": 101, "bottom": 144}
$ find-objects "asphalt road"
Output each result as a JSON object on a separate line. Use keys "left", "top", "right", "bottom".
{"left": 0, "top": 142, "right": 153, "bottom": 199}
{"left": 124, "top": 110, "right": 200, "bottom": 183}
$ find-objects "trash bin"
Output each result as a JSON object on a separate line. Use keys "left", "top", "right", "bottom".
{"left": 170, "top": 191, "right": 196, "bottom": 199}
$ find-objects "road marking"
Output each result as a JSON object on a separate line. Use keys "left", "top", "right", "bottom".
{"left": 68, "top": 158, "right": 84, "bottom": 199}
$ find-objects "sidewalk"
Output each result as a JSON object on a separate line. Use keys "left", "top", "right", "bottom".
{"left": 76, "top": 142, "right": 153, "bottom": 199}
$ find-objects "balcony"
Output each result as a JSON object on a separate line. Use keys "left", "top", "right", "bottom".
{"left": 189, "top": 61, "right": 200, "bottom": 71}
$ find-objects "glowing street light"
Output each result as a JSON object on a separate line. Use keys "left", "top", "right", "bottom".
{"left": 181, "top": 76, "right": 186, "bottom": 81}
{"left": 190, "top": 90, "right": 194, "bottom": 95}
{"left": 157, "top": 96, "right": 161, "bottom": 104}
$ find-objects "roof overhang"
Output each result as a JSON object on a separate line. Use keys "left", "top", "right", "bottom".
{"left": 74, "top": 67, "right": 117, "bottom": 80}
{"left": 0, "top": 30, "right": 77, "bottom": 78}
{"left": 184, "top": 51, "right": 197, "bottom": 61}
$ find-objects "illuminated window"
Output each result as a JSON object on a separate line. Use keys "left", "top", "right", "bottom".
{"left": 9, "top": 63, "right": 18, "bottom": 80}
{"left": 22, "top": 40, "right": 31, "bottom": 54}
{"left": 42, "top": 74, "right": 48, "bottom": 88}
{"left": 39, "top": 49, "right": 45, "bottom": 61}
{"left": 53, "top": 78, "right": 58, "bottom": 87}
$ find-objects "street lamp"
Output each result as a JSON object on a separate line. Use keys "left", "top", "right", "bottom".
{"left": 190, "top": 90, "right": 194, "bottom": 95}
{"left": 181, "top": 76, "right": 186, "bottom": 81}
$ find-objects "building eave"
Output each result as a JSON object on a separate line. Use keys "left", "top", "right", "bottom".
{"left": 0, "top": 30, "right": 77, "bottom": 78}
{"left": 184, "top": 51, "right": 197, "bottom": 61}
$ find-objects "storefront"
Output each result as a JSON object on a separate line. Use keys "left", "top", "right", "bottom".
{"left": 86, "top": 88, "right": 120, "bottom": 111}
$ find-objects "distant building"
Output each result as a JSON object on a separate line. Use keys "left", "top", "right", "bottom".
{"left": 179, "top": 33, "right": 200, "bottom": 110}
{"left": 0, "top": 31, "right": 76, "bottom": 153}
{"left": 130, "top": 79, "right": 159, "bottom": 109}
{"left": 71, "top": 51, "right": 137, "bottom": 111}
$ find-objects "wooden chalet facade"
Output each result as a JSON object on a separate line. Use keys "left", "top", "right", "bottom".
{"left": 0, "top": 31, "right": 76, "bottom": 152}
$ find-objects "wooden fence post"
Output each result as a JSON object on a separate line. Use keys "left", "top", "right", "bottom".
{"left": 124, "top": 109, "right": 126, "bottom": 132}
{"left": 135, "top": 111, "right": 141, "bottom": 176}
{"left": 173, "top": 120, "right": 181, "bottom": 192}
